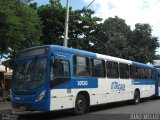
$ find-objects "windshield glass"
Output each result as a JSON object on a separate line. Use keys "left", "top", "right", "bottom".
{"left": 13, "top": 58, "right": 47, "bottom": 90}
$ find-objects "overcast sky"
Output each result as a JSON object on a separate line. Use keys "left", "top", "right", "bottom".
{"left": 34, "top": 0, "right": 160, "bottom": 53}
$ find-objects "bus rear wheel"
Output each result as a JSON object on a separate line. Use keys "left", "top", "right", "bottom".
{"left": 74, "top": 95, "right": 88, "bottom": 115}
{"left": 133, "top": 90, "right": 140, "bottom": 104}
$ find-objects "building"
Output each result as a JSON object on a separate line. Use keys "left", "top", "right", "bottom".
{"left": 0, "top": 61, "right": 13, "bottom": 90}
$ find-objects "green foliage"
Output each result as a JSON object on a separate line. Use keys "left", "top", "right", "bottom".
{"left": 94, "top": 17, "right": 159, "bottom": 63}
{"left": 38, "top": 1, "right": 65, "bottom": 45}
{"left": 38, "top": 1, "right": 102, "bottom": 51}
{"left": 129, "top": 23, "right": 159, "bottom": 63}
{"left": 0, "top": 0, "right": 42, "bottom": 58}
{"left": 94, "top": 16, "right": 131, "bottom": 59}
{"left": 29, "top": 2, "right": 37, "bottom": 10}
{"left": 37, "top": 1, "right": 159, "bottom": 63}
{"left": 68, "top": 9, "right": 102, "bottom": 51}
{"left": 155, "top": 54, "right": 160, "bottom": 60}
{"left": 0, "top": 0, "right": 159, "bottom": 63}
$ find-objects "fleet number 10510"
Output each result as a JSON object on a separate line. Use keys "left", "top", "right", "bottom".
{"left": 77, "top": 81, "right": 88, "bottom": 86}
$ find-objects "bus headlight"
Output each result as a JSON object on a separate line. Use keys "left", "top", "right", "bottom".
{"left": 36, "top": 90, "right": 46, "bottom": 102}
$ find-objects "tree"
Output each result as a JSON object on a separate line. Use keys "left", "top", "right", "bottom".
{"left": 68, "top": 9, "right": 102, "bottom": 51}
{"left": 38, "top": 0, "right": 102, "bottom": 51}
{"left": 0, "top": 0, "right": 42, "bottom": 59}
{"left": 94, "top": 16, "right": 131, "bottom": 59}
{"left": 129, "top": 23, "right": 159, "bottom": 63}
{"left": 155, "top": 54, "right": 160, "bottom": 60}
{"left": 93, "top": 17, "right": 159, "bottom": 63}
{"left": 38, "top": 1, "right": 65, "bottom": 45}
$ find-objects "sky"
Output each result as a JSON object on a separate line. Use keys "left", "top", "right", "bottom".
{"left": 34, "top": 0, "right": 160, "bottom": 53}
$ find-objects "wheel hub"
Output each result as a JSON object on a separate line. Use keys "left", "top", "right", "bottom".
{"left": 77, "top": 100, "right": 84, "bottom": 110}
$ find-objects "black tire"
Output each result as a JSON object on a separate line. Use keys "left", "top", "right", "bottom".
{"left": 74, "top": 95, "right": 88, "bottom": 115}
{"left": 133, "top": 90, "right": 140, "bottom": 104}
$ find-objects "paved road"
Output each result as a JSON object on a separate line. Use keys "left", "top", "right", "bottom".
{"left": 0, "top": 102, "right": 12, "bottom": 113}
{"left": 2, "top": 98, "right": 160, "bottom": 120}
{"left": 90, "top": 98, "right": 160, "bottom": 114}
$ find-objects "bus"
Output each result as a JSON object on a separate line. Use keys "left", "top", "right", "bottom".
{"left": 11, "top": 45, "right": 156, "bottom": 114}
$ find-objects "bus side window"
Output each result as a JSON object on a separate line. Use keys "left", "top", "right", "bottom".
{"left": 144, "top": 68, "right": 150, "bottom": 79}
{"left": 50, "top": 59, "right": 70, "bottom": 88}
{"left": 73, "top": 56, "right": 90, "bottom": 77}
{"left": 53, "top": 59, "right": 70, "bottom": 79}
{"left": 138, "top": 67, "right": 145, "bottom": 79}
{"left": 91, "top": 59, "right": 106, "bottom": 77}
{"left": 106, "top": 61, "right": 119, "bottom": 78}
{"left": 130, "top": 65, "right": 138, "bottom": 79}
{"left": 146, "top": 69, "right": 152, "bottom": 79}
{"left": 119, "top": 63, "right": 129, "bottom": 79}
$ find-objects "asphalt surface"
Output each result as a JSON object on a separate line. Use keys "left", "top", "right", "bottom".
{"left": 1, "top": 98, "right": 160, "bottom": 120}
{"left": 0, "top": 102, "right": 12, "bottom": 113}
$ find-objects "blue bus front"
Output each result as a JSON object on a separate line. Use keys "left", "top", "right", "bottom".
{"left": 11, "top": 46, "right": 51, "bottom": 111}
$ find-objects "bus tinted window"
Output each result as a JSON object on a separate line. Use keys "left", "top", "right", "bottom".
{"left": 130, "top": 66, "right": 152, "bottom": 80}
{"left": 50, "top": 59, "right": 70, "bottom": 88}
{"left": 148, "top": 69, "right": 152, "bottom": 79}
{"left": 119, "top": 63, "right": 129, "bottom": 79}
{"left": 106, "top": 61, "right": 119, "bottom": 78}
{"left": 91, "top": 59, "right": 106, "bottom": 77}
{"left": 138, "top": 67, "right": 145, "bottom": 79}
{"left": 74, "top": 56, "right": 90, "bottom": 77}
{"left": 130, "top": 65, "right": 138, "bottom": 79}
{"left": 145, "top": 68, "right": 152, "bottom": 79}
{"left": 52, "top": 59, "right": 70, "bottom": 79}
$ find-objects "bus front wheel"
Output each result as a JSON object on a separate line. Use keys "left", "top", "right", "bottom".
{"left": 74, "top": 94, "right": 88, "bottom": 115}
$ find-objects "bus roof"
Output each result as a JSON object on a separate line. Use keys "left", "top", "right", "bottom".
{"left": 17, "top": 45, "right": 153, "bottom": 68}
{"left": 51, "top": 45, "right": 153, "bottom": 68}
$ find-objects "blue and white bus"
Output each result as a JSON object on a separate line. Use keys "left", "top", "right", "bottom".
{"left": 11, "top": 45, "right": 156, "bottom": 114}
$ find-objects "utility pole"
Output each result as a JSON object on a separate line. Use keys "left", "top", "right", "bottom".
{"left": 63, "top": 0, "right": 95, "bottom": 47}
{"left": 63, "top": 0, "right": 70, "bottom": 47}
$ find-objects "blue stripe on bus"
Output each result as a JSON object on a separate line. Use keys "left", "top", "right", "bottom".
{"left": 132, "top": 61, "right": 153, "bottom": 68}
{"left": 54, "top": 78, "right": 98, "bottom": 89}
{"left": 133, "top": 79, "right": 155, "bottom": 85}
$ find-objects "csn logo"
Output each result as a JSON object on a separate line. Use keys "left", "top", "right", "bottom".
{"left": 111, "top": 81, "right": 125, "bottom": 91}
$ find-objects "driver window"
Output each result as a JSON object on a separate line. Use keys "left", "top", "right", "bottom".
{"left": 50, "top": 59, "right": 70, "bottom": 81}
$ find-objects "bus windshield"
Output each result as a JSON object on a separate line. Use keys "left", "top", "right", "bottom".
{"left": 13, "top": 58, "right": 47, "bottom": 90}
